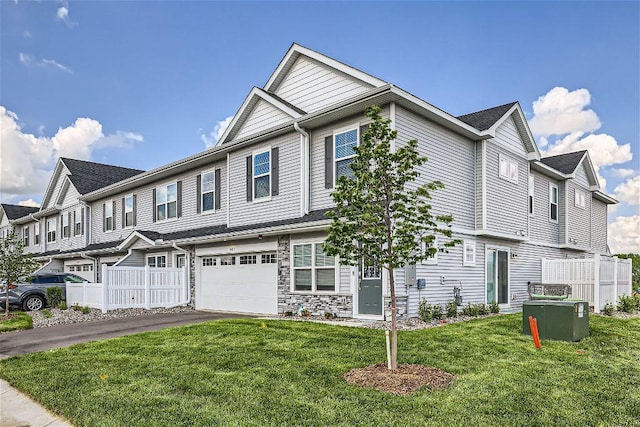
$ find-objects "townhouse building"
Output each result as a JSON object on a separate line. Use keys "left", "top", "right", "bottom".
{"left": 0, "top": 43, "right": 616, "bottom": 318}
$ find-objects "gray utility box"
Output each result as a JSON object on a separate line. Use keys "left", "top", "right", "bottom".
{"left": 523, "top": 300, "right": 589, "bottom": 342}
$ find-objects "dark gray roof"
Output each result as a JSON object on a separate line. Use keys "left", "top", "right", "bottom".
{"left": 540, "top": 150, "right": 587, "bottom": 174}
{"left": 61, "top": 158, "right": 145, "bottom": 195}
{"left": 1, "top": 204, "right": 39, "bottom": 220}
{"left": 137, "top": 230, "right": 163, "bottom": 241}
{"left": 266, "top": 91, "right": 307, "bottom": 115}
{"left": 457, "top": 102, "right": 518, "bottom": 131}
{"left": 36, "top": 240, "right": 122, "bottom": 258}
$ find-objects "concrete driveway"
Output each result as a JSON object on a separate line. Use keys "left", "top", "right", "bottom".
{"left": 0, "top": 311, "right": 242, "bottom": 359}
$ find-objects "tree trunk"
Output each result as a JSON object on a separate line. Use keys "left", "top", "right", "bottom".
{"left": 388, "top": 267, "right": 398, "bottom": 370}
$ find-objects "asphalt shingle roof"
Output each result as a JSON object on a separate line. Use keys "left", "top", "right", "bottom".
{"left": 457, "top": 102, "right": 518, "bottom": 131}
{"left": 540, "top": 150, "right": 587, "bottom": 174}
{"left": 61, "top": 158, "right": 145, "bottom": 195}
{"left": 1, "top": 204, "right": 39, "bottom": 220}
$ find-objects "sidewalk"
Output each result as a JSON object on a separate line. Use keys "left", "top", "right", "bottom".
{"left": 0, "top": 379, "right": 72, "bottom": 427}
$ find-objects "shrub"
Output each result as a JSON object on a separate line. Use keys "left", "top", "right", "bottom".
{"left": 81, "top": 306, "right": 91, "bottom": 314}
{"left": 617, "top": 295, "right": 636, "bottom": 313}
{"left": 445, "top": 300, "right": 458, "bottom": 318}
{"left": 283, "top": 311, "right": 293, "bottom": 317}
{"left": 58, "top": 301, "right": 68, "bottom": 310}
{"left": 300, "top": 309, "right": 311, "bottom": 318}
{"left": 42, "top": 309, "right": 52, "bottom": 318}
{"left": 477, "top": 304, "right": 489, "bottom": 316}
{"left": 324, "top": 311, "right": 335, "bottom": 320}
{"left": 418, "top": 298, "right": 432, "bottom": 322}
{"left": 602, "top": 301, "right": 615, "bottom": 316}
{"left": 45, "top": 286, "right": 63, "bottom": 308}
{"left": 489, "top": 301, "right": 500, "bottom": 314}
{"left": 431, "top": 304, "right": 444, "bottom": 320}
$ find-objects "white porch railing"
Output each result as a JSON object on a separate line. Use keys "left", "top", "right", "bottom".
{"left": 67, "top": 264, "right": 189, "bottom": 313}
{"left": 541, "top": 255, "right": 633, "bottom": 313}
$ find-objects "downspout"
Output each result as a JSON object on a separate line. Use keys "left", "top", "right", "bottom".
{"left": 171, "top": 241, "right": 191, "bottom": 306}
{"left": 80, "top": 252, "right": 98, "bottom": 282}
{"left": 293, "top": 122, "right": 310, "bottom": 215}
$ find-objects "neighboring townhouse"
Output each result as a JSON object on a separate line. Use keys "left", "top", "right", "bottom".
{"left": 1, "top": 43, "right": 617, "bottom": 318}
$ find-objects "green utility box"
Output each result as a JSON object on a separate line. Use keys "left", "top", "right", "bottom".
{"left": 523, "top": 300, "right": 589, "bottom": 342}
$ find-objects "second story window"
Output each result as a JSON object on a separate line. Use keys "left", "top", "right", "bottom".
{"left": 23, "top": 227, "right": 29, "bottom": 247}
{"left": 549, "top": 183, "right": 558, "bottom": 222}
{"left": 74, "top": 207, "right": 83, "bottom": 236}
{"left": 529, "top": 175, "right": 535, "bottom": 216}
{"left": 34, "top": 222, "right": 40, "bottom": 245}
{"left": 62, "top": 213, "right": 70, "bottom": 238}
{"left": 575, "top": 189, "right": 585, "bottom": 209}
{"left": 499, "top": 154, "right": 518, "bottom": 184}
{"left": 124, "top": 195, "right": 135, "bottom": 227}
{"left": 104, "top": 201, "right": 114, "bottom": 231}
{"left": 156, "top": 183, "right": 178, "bottom": 221}
{"left": 201, "top": 171, "right": 215, "bottom": 211}
{"left": 253, "top": 150, "right": 271, "bottom": 199}
{"left": 46, "top": 218, "right": 56, "bottom": 243}
{"left": 335, "top": 128, "right": 358, "bottom": 181}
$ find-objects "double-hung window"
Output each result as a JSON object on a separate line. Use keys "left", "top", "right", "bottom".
{"left": 499, "top": 154, "right": 518, "bottom": 183}
{"left": 147, "top": 255, "right": 166, "bottom": 268}
{"left": 157, "top": 183, "right": 177, "bottom": 221}
{"left": 253, "top": 150, "right": 271, "bottom": 199}
{"left": 23, "top": 227, "right": 29, "bottom": 247}
{"left": 62, "top": 213, "right": 70, "bottom": 238}
{"left": 201, "top": 171, "right": 215, "bottom": 211}
{"left": 575, "top": 189, "right": 585, "bottom": 209}
{"left": 292, "top": 243, "right": 336, "bottom": 292}
{"left": 335, "top": 128, "right": 358, "bottom": 181}
{"left": 463, "top": 241, "right": 476, "bottom": 266}
{"left": 74, "top": 207, "right": 82, "bottom": 236}
{"left": 104, "top": 201, "right": 114, "bottom": 231}
{"left": 528, "top": 175, "right": 535, "bottom": 216}
{"left": 46, "top": 218, "right": 56, "bottom": 243}
{"left": 549, "top": 183, "right": 559, "bottom": 222}
{"left": 34, "top": 222, "right": 40, "bottom": 245}
{"left": 124, "top": 195, "right": 134, "bottom": 227}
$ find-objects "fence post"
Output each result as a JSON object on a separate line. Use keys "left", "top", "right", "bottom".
{"left": 82, "top": 280, "right": 87, "bottom": 307}
{"left": 101, "top": 264, "right": 108, "bottom": 314}
{"left": 613, "top": 257, "right": 619, "bottom": 302}
{"left": 145, "top": 265, "right": 151, "bottom": 309}
{"left": 593, "top": 254, "right": 600, "bottom": 313}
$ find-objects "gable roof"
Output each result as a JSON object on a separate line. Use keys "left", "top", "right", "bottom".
{"left": 1, "top": 204, "right": 39, "bottom": 221}
{"left": 457, "top": 102, "right": 518, "bottom": 131}
{"left": 61, "top": 158, "right": 145, "bottom": 195}
{"left": 539, "top": 150, "right": 588, "bottom": 174}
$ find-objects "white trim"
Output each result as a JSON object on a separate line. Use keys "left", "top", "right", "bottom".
{"left": 574, "top": 188, "right": 586, "bottom": 209}
{"left": 123, "top": 194, "right": 135, "bottom": 228}
{"left": 61, "top": 210, "right": 70, "bottom": 239}
{"left": 252, "top": 147, "right": 272, "bottom": 201}
{"left": 498, "top": 153, "right": 519, "bottom": 184}
{"left": 290, "top": 240, "right": 339, "bottom": 293}
{"left": 333, "top": 125, "right": 359, "bottom": 184}
{"left": 200, "top": 169, "right": 216, "bottom": 213}
{"left": 549, "top": 182, "right": 559, "bottom": 223}
{"left": 528, "top": 173, "right": 535, "bottom": 217}
{"left": 421, "top": 236, "right": 438, "bottom": 265}
{"left": 463, "top": 241, "right": 476, "bottom": 266}
{"left": 484, "top": 245, "right": 511, "bottom": 306}
{"left": 117, "top": 231, "right": 156, "bottom": 251}
{"left": 482, "top": 103, "right": 541, "bottom": 160}
{"left": 155, "top": 181, "right": 178, "bottom": 222}
{"left": 226, "top": 153, "right": 230, "bottom": 226}
{"left": 103, "top": 199, "right": 114, "bottom": 232}
{"left": 481, "top": 140, "right": 487, "bottom": 229}
{"left": 146, "top": 252, "right": 168, "bottom": 268}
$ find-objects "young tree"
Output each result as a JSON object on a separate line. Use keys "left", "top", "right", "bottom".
{"left": 0, "top": 227, "right": 39, "bottom": 316}
{"left": 324, "top": 105, "right": 459, "bottom": 370}
{"left": 616, "top": 253, "right": 639, "bottom": 291}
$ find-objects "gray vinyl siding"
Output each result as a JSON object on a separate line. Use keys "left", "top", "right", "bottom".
{"left": 117, "top": 249, "right": 146, "bottom": 267}
{"left": 574, "top": 162, "right": 590, "bottom": 188}
{"left": 43, "top": 214, "right": 60, "bottom": 252}
{"left": 60, "top": 185, "right": 80, "bottom": 208}
{"left": 42, "top": 165, "right": 70, "bottom": 210}
{"left": 55, "top": 205, "right": 87, "bottom": 253}
{"left": 309, "top": 110, "right": 388, "bottom": 211}
{"left": 274, "top": 55, "right": 374, "bottom": 113}
{"left": 493, "top": 117, "right": 527, "bottom": 157}
{"left": 91, "top": 160, "right": 227, "bottom": 244}
{"left": 591, "top": 199, "right": 608, "bottom": 254}
{"left": 484, "top": 143, "right": 528, "bottom": 235}
{"left": 475, "top": 143, "right": 483, "bottom": 229}
{"left": 235, "top": 99, "right": 292, "bottom": 140}
{"left": 530, "top": 171, "right": 559, "bottom": 243}
{"left": 394, "top": 106, "right": 476, "bottom": 229}
{"left": 566, "top": 179, "right": 591, "bottom": 249}
{"left": 228, "top": 132, "right": 300, "bottom": 227}
{"left": 558, "top": 181, "right": 567, "bottom": 244}
{"left": 339, "top": 265, "right": 351, "bottom": 294}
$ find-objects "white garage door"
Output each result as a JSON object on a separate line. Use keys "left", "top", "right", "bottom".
{"left": 65, "top": 263, "right": 94, "bottom": 282}
{"left": 199, "top": 253, "right": 278, "bottom": 314}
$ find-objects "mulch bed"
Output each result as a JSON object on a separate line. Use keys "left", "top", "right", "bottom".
{"left": 343, "top": 363, "right": 455, "bottom": 396}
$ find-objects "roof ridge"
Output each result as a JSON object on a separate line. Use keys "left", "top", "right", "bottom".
{"left": 457, "top": 101, "right": 518, "bottom": 119}
{"left": 541, "top": 149, "right": 588, "bottom": 160}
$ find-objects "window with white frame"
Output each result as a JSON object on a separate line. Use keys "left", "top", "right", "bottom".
{"left": 220, "top": 256, "right": 236, "bottom": 266}
{"left": 528, "top": 175, "right": 534, "bottom": 216}
{"left": 202, "top": 257, "right": 215, "bottom": 267}
{"left": 23, "top": 227, "right": 29, "bottom": 247}
{"left": 261, "top": 253, "right": 277, "bottom": 264}
{"left": 147, "top": 255, "right": 166, "bottom": 268}
{"left": 499, "top": 154, "right": 518, "bottom": 183}
{"left": 253, "top": 150, "right": 271, "bottom": 199}
{"left": 421, "top": 236, "right": 438, "bottom": 265}
{"left": 46, "top": 218, "right": 56, "bottom": 243}
{"left": 156, "top": 183, "right": 177, "bottom": 221}
{"left": 201, "top": 171, "right": 215, "bottom": 212}
{"left": 463, "top": 241, "right": 476, "bottom": 266}
{"left": 124, "top": 195, "right": 134, "bottom": 227}
{"left": 549, "top": 183, "right": 559, "bottom": 222}
{"left": 34, "top": 222, "right": 40, "bottom": 245}
{"left": 292, "top": 243, "right": 336, "bottom": 292}
{"left": 239, "top": 255, "right": 257, "bottom": 265}
{"left": 335, "top": 128, "right": 358, "bottom": 181}
{"left": 74, "top": 208, "right": 82, "bottom": 236}
{"left": 574, "top": 189, "right": 585, "bottom": 209}
{"left": 104, "top": 201, "right": 114, "bottom": 231}
{"left": 62, "top": 213, "right": 70, "bottom": 238}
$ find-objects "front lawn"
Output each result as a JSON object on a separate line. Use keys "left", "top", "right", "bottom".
{"left": 0, "top": 311, "right": 33, "bottom": 333}
{"left": 0, "top": 315, "right": 639, "bottom": 426}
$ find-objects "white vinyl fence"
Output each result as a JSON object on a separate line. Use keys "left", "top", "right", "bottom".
{"left": 541, "top": 255, "right": 633, "bottom": 313}
{"left": 67, "top": 265, "right": 189, "bottom": 313}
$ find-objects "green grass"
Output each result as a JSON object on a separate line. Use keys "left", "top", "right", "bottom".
{"left": 1, "top": 314, "right": 639, "bottom": 426}
{"left": 0, "top": 311, "right": 33, "bottom": 333}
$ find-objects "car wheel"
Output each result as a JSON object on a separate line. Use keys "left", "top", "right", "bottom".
{"left": 22, "top": 295, "right": 45, "bottom": 311}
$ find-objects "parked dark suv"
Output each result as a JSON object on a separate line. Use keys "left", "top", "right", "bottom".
{"left": 0, "top": 273, "right": 86, "bottom": 311}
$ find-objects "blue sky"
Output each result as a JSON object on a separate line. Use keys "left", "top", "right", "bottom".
{"left": 1, "top": 1, "right": 638, "bottom": 252}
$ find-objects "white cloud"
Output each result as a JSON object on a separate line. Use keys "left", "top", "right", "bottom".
{"left": 529, "top": 87, "right": 601, "bottom": 137}
{"left": 56, "top": 2, "right": 76, "bottom": 27}
{"left": 545, "top": 131, "right": 632, "bottom": 190}
{"left": 17, "top": 199, "right": 40, "bottom": 208}
{"left": 0, "top": 106, "right": 143, "bottom": 198}
{"left": 614, "top": 176, "right": 640, "bottom": 206}
{"left": 612, "top": 168, "right": 637, "bottom": 179}
{"left": 19, "top": 52, "right": 72, "bottom": 74}
{"left": 201, "top": 116, "right": 233, "bottom": 149}
{"left": 608, "top": 215, "right": 640, "bottom": 254}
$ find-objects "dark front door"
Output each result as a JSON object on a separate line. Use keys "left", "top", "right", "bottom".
{"left": 359, "top": 259, "right": 382, "bottom": 315}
